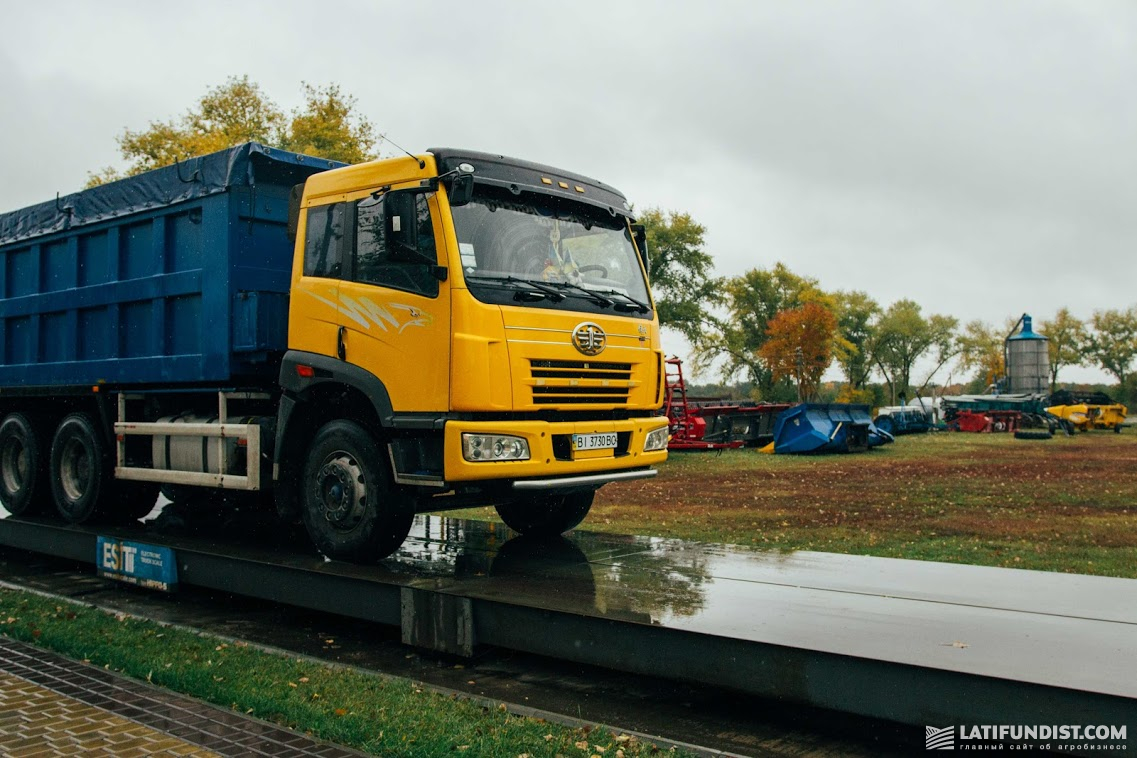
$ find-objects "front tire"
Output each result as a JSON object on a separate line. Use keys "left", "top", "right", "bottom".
{"left": 494, "top": 490, "right": 595, "bottom": 537}
{"left": 301, "top": 420, "right": 414, "bottom": 562}
{"left": 0, "top": 413, "right": 47, "bottom": 516}
{"left": 50, "top": 413, "right": 111, "bottom": 523}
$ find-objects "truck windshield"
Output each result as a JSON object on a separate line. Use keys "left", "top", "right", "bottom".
{"left": 450, "top": 191, "right": 651, "bottom": 315}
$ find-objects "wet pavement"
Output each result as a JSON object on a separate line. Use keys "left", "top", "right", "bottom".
{"left": 2, "top": 503, "right": 1135, "bottom": 751}
{"left": 141, "top": 505, "right": 1137, "bottom": 699}
{"left": 0, "top": 548, "right": 909, "bottom": 757}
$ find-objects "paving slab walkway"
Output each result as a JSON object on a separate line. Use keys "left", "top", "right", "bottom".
{"left": 0, "top": 637, "right": 369, "bottom": 757}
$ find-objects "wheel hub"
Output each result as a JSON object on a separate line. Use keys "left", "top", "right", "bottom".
{"left": 316, "top": 454, "right": 366, "bottom": 530}
{"left": 0, "top": 438, "right": 27, "bottom": 494}
{"left": 59, "top": 438, "right": 92, "bottom": 503}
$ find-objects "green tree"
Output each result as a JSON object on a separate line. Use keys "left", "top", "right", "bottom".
{"left": 692, "top": 263, "right": 825, "bottom": 395}
{"left": 1039, "top": 308, "right": 1087, "bottom": 391}
{"left": 637, "top": 209, "right": 716, "bottom": 342}
{"left": 955, "top": 319, "right": 1005, "bottom": 389}
{"left": 1085, "top": 307, "right": 1137, "bottom": 387}
{"left": 278, "top": 83, "right": 376, "bottom": 165}
{"left": 86, "top": 76, "right": 376, "bottom": 186}
{"left": 832, "top": 290, "right": 880, "bottom": 389}
{"left": 873, "top": 300, "right": 958, "bottom": 403}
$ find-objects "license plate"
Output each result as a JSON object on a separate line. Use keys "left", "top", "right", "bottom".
{"left": 572, "top": 432, "right": 618, "bottom": 451}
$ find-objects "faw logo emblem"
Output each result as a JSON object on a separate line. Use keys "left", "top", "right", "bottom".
{"left": 572, "top": 322, "right": 606, "bottom": 356}
{"left": 926, "top": 726, "right": 954, "bottom": 750}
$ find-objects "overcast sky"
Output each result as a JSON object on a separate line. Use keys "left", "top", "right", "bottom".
{"left": 2, "top": 1, "right": 1133, "bottom": 385}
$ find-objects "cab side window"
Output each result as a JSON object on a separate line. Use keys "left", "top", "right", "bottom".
{"left": 354, "top": 195, "right": 439, "bottom": 298}
{"left": 303, "top": 203, "right": 346, "bottom": 278}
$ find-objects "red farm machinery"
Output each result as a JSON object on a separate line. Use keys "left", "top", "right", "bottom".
{"left": 663, "top": 358, "right": 792, "bottom": 451}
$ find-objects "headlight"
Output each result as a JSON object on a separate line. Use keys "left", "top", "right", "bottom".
{"left": 643, "top": 426, "right": 670, "bottom": 452}
{"left": 462, "top": 433, "right": 531, "bottom": 462}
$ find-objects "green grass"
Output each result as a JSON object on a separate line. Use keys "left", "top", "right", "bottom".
{"left": 0, "top": 588, "right": 682, "bottom": 758}
{"left": 446, "top": 432, "right": 1137, "bottom": 578}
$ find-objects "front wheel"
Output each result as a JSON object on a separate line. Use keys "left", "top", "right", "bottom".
{"left": 301, "top": 420, "right": 414, "bottom": 562}
{"left": 494, "top": 490, "right": 595, "bottom": 537}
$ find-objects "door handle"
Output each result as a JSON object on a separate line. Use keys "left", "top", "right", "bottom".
{"left": 337, "top": 326, "right": 346, "bottom": 360}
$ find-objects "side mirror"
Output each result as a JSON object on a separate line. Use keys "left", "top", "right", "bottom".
{"left": 446, "top": 173, "right": 474, "bottom": 207}
{"left": 385, "top": 190, "right": 419, "bottom": 262}
{"left": 631, "top": 223, "right": 650, "bottom": 276}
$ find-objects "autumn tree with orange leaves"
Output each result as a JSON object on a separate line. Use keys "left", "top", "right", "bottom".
{"left": 758, "top": 302, "right": 844, "bottom": 401}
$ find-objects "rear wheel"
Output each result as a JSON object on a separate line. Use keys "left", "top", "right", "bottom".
{"left": 301, "top": 420, "right": 414, "bottom": 562}
{"left": 50, "top": 413, "right": 110, "bottom": 523}
{"left": 494, "top": 490, "right": 595, "bottom": 537}
{"left": 0, "top": 413, "right": 47, "bottom": 516}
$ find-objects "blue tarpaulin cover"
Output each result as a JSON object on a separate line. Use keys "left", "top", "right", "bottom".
{"left": 0, "top": 143, "right": 346, "bottom": 387}
{"left": 0, "top": 143, "right": 345, "bottom": 246}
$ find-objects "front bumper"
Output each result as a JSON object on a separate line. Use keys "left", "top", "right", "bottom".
{"left": 443, "top": 416, "right": 669, "bottom": 483}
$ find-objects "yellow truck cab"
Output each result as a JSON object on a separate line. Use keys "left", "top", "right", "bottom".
{"left": 278, "top": 149, "right": 668, "bottom": 559}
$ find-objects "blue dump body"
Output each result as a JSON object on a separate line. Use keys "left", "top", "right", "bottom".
{"left": 773, "top": 403, "right": 893, "bottom": 454}
{"left": 0, "top": 143, "right": 344, "bottom": 388}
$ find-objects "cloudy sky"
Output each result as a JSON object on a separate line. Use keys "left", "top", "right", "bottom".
{"left": 2, "top": 1, "right": 1133, "bottom": 384}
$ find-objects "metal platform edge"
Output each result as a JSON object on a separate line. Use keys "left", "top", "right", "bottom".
{"left": 0, "top": 517, "right": 1132, "bottom": 729}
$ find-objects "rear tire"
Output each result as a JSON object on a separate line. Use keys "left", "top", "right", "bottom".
{"left": 0, "top": 413, "right": 47, "bottom": 516}
{"left": 1014, "top": 429, "right": 1053, "bottom": 441}
{"left": 301, "top": 420, "right": 414, "bottom": 562}
{"left": 50, "top": 413, "right": 111, "bottom": 523}
{"left": 494, "top": 490, "right": 595, "bottom": 537}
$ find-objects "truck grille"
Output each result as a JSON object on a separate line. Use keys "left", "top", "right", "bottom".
{"left": 528, "top": 359, "right": 632, "bottom": 406}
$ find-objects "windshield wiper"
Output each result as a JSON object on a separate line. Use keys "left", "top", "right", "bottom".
{"left": 467, "top": 275, "right": 645, "bottom": 312}
{"left": 597, "top": 290, "right": 651, "bottom": 314}
{"left": 539, "top": 280, "right": 614, "bottom": 308}
{"left": 466, "top": 275, "right": 566, "bottom": 302}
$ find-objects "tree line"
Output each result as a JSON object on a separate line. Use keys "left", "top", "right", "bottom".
{"left": 84, "top": 77, "right": 1137, "bottom": 406}
{"left": 643, "top": 210, "right": 1137, "bottom": 405}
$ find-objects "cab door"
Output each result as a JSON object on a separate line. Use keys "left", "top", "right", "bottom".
{"left": 336, "top": 189, "right": 451, "bottom": 412}
{"left": 289, "top": 201, "right": 347, "bottom": 360}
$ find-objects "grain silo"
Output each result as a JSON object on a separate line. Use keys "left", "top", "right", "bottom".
{"left": 1005, "top": 314, "right": 1049, "bottom": 394}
